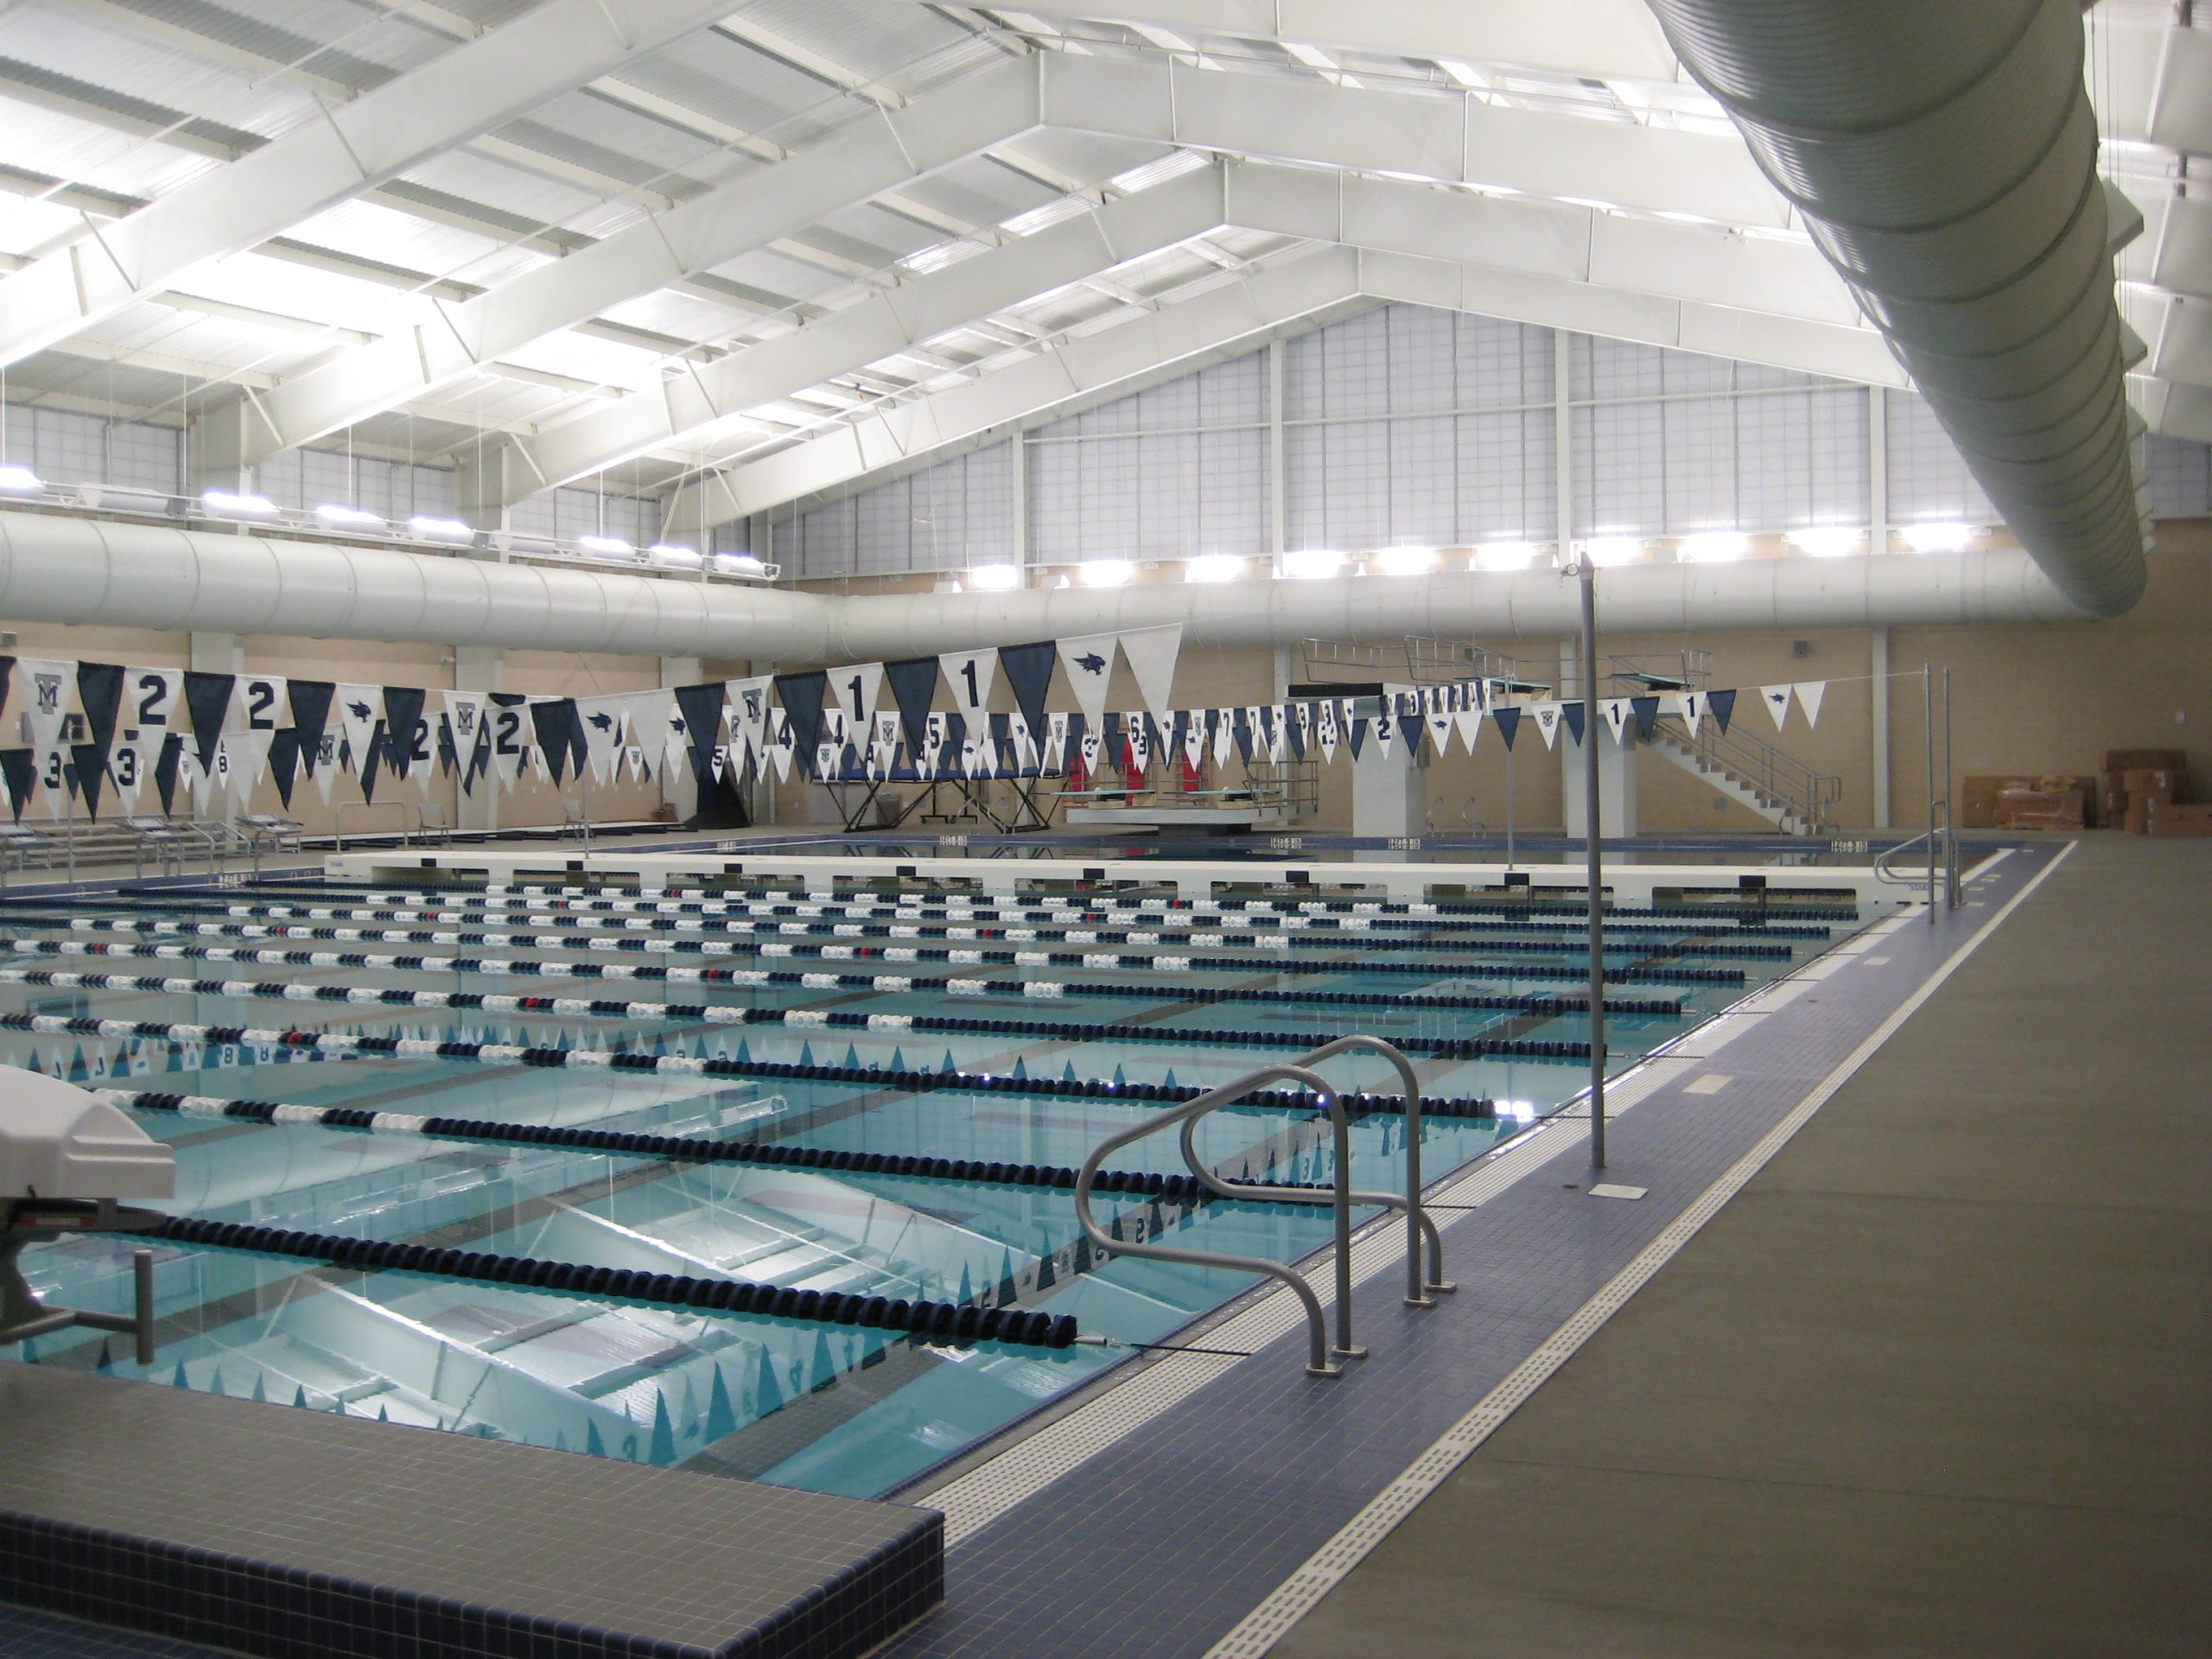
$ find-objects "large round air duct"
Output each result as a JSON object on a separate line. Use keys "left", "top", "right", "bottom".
{"left": 1640, "top": 0, "right": 2148, "bottom": 618}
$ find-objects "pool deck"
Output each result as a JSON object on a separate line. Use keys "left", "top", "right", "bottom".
{"left": 1265, "top": 834, "right": 2212, "bottom": 1657}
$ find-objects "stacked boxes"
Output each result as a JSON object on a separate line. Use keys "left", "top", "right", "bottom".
{"left": 2104, "top": 750, "right": 2191, "bottom": 834}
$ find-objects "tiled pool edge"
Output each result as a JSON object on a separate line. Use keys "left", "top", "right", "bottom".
{"left": 0, "top": 1365, "right": 944, "bottom": 1659}
{"left": 884, "top": 845, "right": 2060, "bottom": 1658}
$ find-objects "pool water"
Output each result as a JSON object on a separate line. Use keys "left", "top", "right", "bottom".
{"left": 0, "top": 877, "right": 1862, "bottom": 1498}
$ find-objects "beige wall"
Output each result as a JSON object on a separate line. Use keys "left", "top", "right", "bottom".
{"left": 10, "top": 522, "right": 2204, "bottom": 837}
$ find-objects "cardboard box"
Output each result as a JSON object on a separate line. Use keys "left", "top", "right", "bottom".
{"left": 2147, "top": 802, "right": 2212, "bottom": 839}
{"left": 1996, "top": 789, "right": 2086, "bottom": 830}
{"left": 1962, "top": 774, "right": 2092, "bottom": 830}
{"left": 2103, "top": 748, "right": 2186, "bottom": 774}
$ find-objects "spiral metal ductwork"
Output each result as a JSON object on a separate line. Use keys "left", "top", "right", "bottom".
{"left": 1642, "top": 0, "right": 2147, "bottom": 617}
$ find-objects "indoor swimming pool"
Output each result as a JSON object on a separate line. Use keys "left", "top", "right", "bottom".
{"left": 0, "top": 874, "right": 1867, "bottom": 1499}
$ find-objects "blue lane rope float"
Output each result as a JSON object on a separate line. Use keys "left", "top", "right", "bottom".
{"left": 2, "top": 914, "right": 1751, "bottom": 986}
{"left": 8, "top": 893, "right": 1804, "bottom": 962}
{"left": 95, "top": 1087, "right": 1216, "bottom": 1203}
{"left": 0, "top": 937, "right": 1685, "bottom": 1018}
{"left": 0, "top": 967, "right": 1652, "bottom": 1061}
{"left": 233, "top": 876, "right": 1858, "bottom": 926}
{"left": 159, "top": 887, "right": 1838, "bottom": 944}
{"left": 148, "top": 1214, "right": 1081, "bottom": 1350}
{"left": 0, "top": 1012, "right": 1515, "bottom": 1111}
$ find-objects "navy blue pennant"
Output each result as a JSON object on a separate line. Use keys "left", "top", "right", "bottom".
{"left": 998, "top": 641, "right": 1055, "bottom": 736}
{"left": 1491, "top": 706, "right": 1522, "bottom": 751}
{"left": 152, "top": 735, "right": 182, "bottom": 816}
{"left": 529, "top": 700, "right": 576, "bottom": 785}
{"left": 1562, "top": 703, "right": 1586, "bottom": 745}
{"left": 266, "top": 728, "right": 301, "bottom": 810}
{"left": 182, "top": 671, "right": 235, "bottom": 771}
{"left": 1630, "top": 695, "right": 1661, "bottom": 740}
{"left": 673, "top": 683, "right": 725, "bottom": 785}
{"left": 1709, "top": 688, "right": 1738, "bottom": 734}
{"left": 0, "top": 750, "right": 32, "bottom": 821}
{"left": 288, "top": 680, "right": 335, "bottom": 757}
{"left": 773, "top": 671, "right": 829, "bottom": 777}
{"left": 381, "top": 686, "right": 426, "bottom": 779}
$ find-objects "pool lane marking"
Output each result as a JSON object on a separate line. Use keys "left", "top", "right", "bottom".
{"left": 1200, "top": 839, "right": 2077, "bottom": 1659}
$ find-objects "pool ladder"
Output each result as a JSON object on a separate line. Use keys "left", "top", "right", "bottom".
{"left": 1072, "top": 1035, "right": 1452, "bottom": 1378}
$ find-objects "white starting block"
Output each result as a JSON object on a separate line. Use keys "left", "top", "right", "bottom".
{"left": 1, "top": 1072, "right": 176, "bottom": 1363}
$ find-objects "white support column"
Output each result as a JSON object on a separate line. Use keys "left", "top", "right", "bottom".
{"left": 1351, "top": 739, "right": 1422, "bottom": 840}
{"left": 1871, "top": 626, "right": 1891, "bottom": 831}
{"left": 186, "top": 401, "right": 256, "bottom": 501}
{"left": 1268, "top": 338, "right": 1291, "bottom": 702}
{"left": 1869, "top": 385, "right": 1891, "bottom": 830}
{"left": 1010, "top": 430, "right": 1029, "bottom": 586}
{"left": 454, "top": 645, "right": 502, "bottom": 834}
{"left": 1555, "top": 327, "right": 1580, "bottom": 829}
{"left": 659, "top": 654, "right": 701, "bottom": 824}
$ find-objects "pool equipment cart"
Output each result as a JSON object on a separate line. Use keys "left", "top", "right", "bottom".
{"left": 0, "top": 1072, "right": 175, "bottom": 1364}
{"left": 1074, "top": 1036, "right": 1451, "bottom": 1378}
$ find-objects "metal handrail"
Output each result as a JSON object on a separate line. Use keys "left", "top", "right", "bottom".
{"left": 1650, "top": 713, "right": 1843, "bottom": 835}
{"left": 334, "top": 800, "right": 421, "bottom": 851}
{"left": 1072, "top": 1037, "right": 1450, "bottom": 1378}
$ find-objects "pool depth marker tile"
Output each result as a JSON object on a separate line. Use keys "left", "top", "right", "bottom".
{"left": 1202, "top": 839, "right": 2078, "bottom": 1659}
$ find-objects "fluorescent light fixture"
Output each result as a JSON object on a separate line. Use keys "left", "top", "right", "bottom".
{"left": 1902, "top": 521, "right": 1973, "bottom": 553}
{"left": 577, "top": 533, "right": 635, "bottom": 557}
{"left": 408, "top": 515, "right": 473, "bottom": 542}
{"left": 711, "top": 552, "right": 766, "bottom": 575}
{"left": 1473, "top": 541, "right": 1540, "bottom": 571}
{"left": 648, "top": 542, "right": 701, "bottom": 567}
{"left": 1281, "top": 549, "right": 1348, "bottom": 580}
{"left": 1789, "top": 526, "right": 1862, "bottom": 559}
{"left": 315, "top": 502, "right": 383, "bottom": 528}
{"left": 1677, "top": 531, "right": 1749, "bottom": 563}
{"left": 1185, "top": 554, "right": 1244, "bottom": 583}
{"left": 0, "top": 464, "right": 42, "bottom": 492}
{"left": 200, "top": 489, "right": 275, "bottom": 515}
{"left": 1374, "top": 545, "right": 1440, "bottom": 575}
{"left": 967, "top": 563, "right": 1021, "bottom": 590}
{"left": 1078, "top": 559, "right": 1134, "bottom": 588}
{"left": 1583, "top": 537, "right": 1642, "bottom": 567}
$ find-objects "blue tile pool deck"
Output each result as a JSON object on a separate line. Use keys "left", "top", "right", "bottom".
{"left": 0, "top": 848, "right": 2040, "bottom": 1658}
{"left": 874, "top": 845, "right": 2059, "bottom": 1658}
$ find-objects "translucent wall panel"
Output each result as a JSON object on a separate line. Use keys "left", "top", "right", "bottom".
{"left": 1, "top": 406, "right": 181, "bottom": 494}
{"left": 1029, "top": 358, "right": 1266, "bottom": 564}
{"left": 787, "top": 442, "right": 1014, "bottom": 579}
{"left": 1572, "top": 338, "right": 1866, "bottom": 537}
{"left": 1884, "top": 389, "right": 1998, "bottom": 524}
{"left": 2146, "top": 433, "right": 2212, "bottom": 518}
{"left": 1286, "top": 309, "right": 1556, "bottom": 549}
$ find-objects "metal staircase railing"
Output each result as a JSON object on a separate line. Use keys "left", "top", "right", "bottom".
{"left": 1072, "top": 1035, "right": 1452, "bottom": 1377}
{"left": 1649, "top": 715, "right": 1843, "bottom": 836}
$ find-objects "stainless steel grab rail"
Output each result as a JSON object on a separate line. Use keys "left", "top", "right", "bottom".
{"left": 1073, "top": 1037, "right": 1451, "bottom": 1378}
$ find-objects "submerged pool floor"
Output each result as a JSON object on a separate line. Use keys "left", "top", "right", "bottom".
{"left": 0, "top": 877, "right": 1859, "bottom": 1499}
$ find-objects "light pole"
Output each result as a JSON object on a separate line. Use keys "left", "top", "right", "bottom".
{"left": 1567, "top": 555, "right": 1605, "bottom": 1171}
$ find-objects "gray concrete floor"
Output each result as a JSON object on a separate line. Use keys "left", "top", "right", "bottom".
{"left": 1275, "top": 836, "right": 2212, "bottom": 1659}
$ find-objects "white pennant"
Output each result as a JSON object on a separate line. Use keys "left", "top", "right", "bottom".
{"left": 1761, "top": 684, "right": 1794, "bottom": 731}
{"left": 941, "top": 649, "right": 998, "bottom": 725}
{"left": 1056, "top": 633, "right": 1119, "bottom": 727}
{"left": 1680, "top": 690, "right": 1706, "bottom": 738}
{"left": 108, "top": 737, "right": 147, "bottom": 815}
{"left": 1372, "top": 715, "right": 1396, "bottom": 759}
{"left": 441, "top": 691, "right": 488, "bottom": 788}
{"left": 124, "top": 667, "right": 181, "bottom": 730}
{"left": 1046, "top": 712, "right": 1071, "bottom": 774}
{"left": 1266, "top": 706, "right": 1286, "bottom": 764}
{"left": 1426, "top": 697, "right": 1456, "bottom": 755}
{"left": 334, "top": 685, "right": 381, "bottom": 776}
{"left": 1454, "top": 707, "right": 1484, "bottom": 753}
{"left": 1007, "top": 712, "right": 1034, "bottom": 769}
{"left": 231, "top": 674, "right": 288, "bottom": 734}
{"left": 1078, "top": 729, "right": 1103, "bottom": 778}
{"left": 488, "top": 702, "right": 530, "bottom": 790}
{"left": 1601, "top": 697, "right": 1631, "bottom": 743}
{"left": 1316, "top": 702, "right": 1340, "bottom": 764}
{"left": 35, "top": 746, "right": 69, "bottom": 819}
{"left": 726, "top": 677, "right": 773, "bottom": 770}
{"left": 1124, "top": 712, "right": 1149, "bottom": 773}
{"left": 829, "top": 661, "right": 886, "bottom": 731}
{"left": 15, "top": 659, "right": 71, "bottom": 753}
{"left": 1183, "top": 714, "right": 1205, "bottom": 772}
{"left": 312, "top": 733, "right": 342, "bottom": 804}
{"left": 1532, "top": 702, "right": 1563, "bottom": 750}
{"left": 619, "top": 690, "right": 678, "bottom": 778}
{"left": 1116, "top": 624, "right": 1183, "bottom": 726}
{"left": 1211, "top": 708, "right": 1235, "bottom": 770}
{"left": 1294, "top": 702, "right": 1314, "bottom": 760}
{"left": 1793, "top": 680, "right": 1827, "bottom": 727}
{"left": 575, "top": 696, "right": 627, "bottom": 783}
